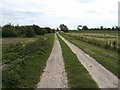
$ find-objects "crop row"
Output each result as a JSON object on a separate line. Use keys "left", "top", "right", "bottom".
{"left": 69, "top": 33, "right": 118, "bottom": 38}
{"left": 66, "top": 33, "right": 119, "bottom": 53}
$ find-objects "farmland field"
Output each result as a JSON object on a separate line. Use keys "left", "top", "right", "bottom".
{"left": 1, "top": 0, "right": 119, "bottom": 88}
{"left": 69, "top": 30, "right": 118, "bottom": 35}
{"left": 60, "top": 30, "right": 119, "bottom": 78}
{"left": 68, "top": 30, "right": 119, "bottom": 52}
{"left": 1, "top": 30, "right": 119, "bottom": 88}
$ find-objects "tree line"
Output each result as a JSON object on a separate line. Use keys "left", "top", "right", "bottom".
{"left": 77, "top": 25, "right": 120, "bottom": 31}
{"left": 2, "top": 23, "right": 55, "bottom": 37}
{"left": 57, "top": 24, "right": 120, "bottom": 32}
{"left": 1, "top": 23, "right": 119, "bottom": 37}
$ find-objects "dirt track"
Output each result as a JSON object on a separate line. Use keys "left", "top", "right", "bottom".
{"left": 37, "top": 34, "right": 68, "bottom": 88}
{"left": 58, "top": 33, "right": 119, "bottom": 88}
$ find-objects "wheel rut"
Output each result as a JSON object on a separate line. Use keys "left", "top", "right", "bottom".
{"left": 58, "top": 33, "right": 119, "bottom": 88}
{"left": 37, "top": 34, "right": 68, "bottom": 88}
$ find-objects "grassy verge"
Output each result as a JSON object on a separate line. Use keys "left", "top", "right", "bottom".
{"left": 2, "top": 33, "right": 54, "bottom": 88}
{"left": 60, "top": 33, "right": 119, "bottom": 78}
{"left": 57, "top": 34, "right": 98, "bottom": 88}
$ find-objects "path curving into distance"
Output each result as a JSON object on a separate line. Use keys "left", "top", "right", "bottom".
{"left": 37, "top": 33, "right": 68, "bottom": 88}
{"left": 58, "top": 33, "right": 119, "bottom": 88}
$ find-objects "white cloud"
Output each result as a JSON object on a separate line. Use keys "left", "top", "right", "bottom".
{"left": 1, "top": 0, "right": 119, "bottom": 29}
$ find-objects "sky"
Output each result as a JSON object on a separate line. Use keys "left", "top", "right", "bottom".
{"left": 1, "top": 0, "right": 119, "bottom": 29}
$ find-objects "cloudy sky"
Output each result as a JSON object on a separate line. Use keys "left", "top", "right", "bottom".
{"left": 1, "top": 0, "right": 119, "bottom": 29}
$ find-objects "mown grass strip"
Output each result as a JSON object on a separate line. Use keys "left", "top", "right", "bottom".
{"left": 60, "top": 33, "right": 119, "bottom": 78}
{"left": 2, "top": 33, "right": 54, "bottom": 88}
{"left": 57, "top": 34, "right": 98, "bottom": 88}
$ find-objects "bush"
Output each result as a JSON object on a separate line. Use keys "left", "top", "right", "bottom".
{"left": 2, "top": 23, "right": 55, "bottom": 37}
{"left": 21, "top": 38, "right": 49, "bottom": 54}
{"left": 33, "top": 25, "right": 45, "bottom": 35}
{"left": 25, "top": 26, "right": 36, "bottom": 37}
{"left": 44, "top": 27, "right": 53, "bottom": 33}
{"left": 16, "top": 26, "right": 25, "bottom": 35}
{"left": 2, "top": 24, "right": 18, "bottom": 37}
{"left": 2, "top": 69, "right": 21, "bottom": 87}
{"left": 2, "top": 37, "right": 50, "bottom": 87}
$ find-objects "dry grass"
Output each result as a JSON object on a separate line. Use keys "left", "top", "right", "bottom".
{"left": 2, "top": 38, "right": 38, "bottom": 44}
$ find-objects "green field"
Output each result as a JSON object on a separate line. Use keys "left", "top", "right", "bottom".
{"left": 2, "top": 29, "right": 119, "bottom": 88}
{"left": 2, "top": 33, "right": 54, "bottom": 88}
{"left": 60, "top": 31, "right": 119, "bottom": 78}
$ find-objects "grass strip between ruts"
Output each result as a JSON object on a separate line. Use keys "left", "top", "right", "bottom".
{"left": 57, "top": 34, "right": 98, "bottom": 88}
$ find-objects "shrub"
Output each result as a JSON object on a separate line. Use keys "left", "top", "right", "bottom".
{"left": 33, "top": 25, "right": 45, "bottom": 35}
{"left": 112, "top": 41, "right": 116, "bottom": 46}
{"left": 2, "top": 69, "right": 21, "bottom": 87}
{"left": 25, "top": 26, "right": 36, "bottom": 37}
{"left": 2, "top": 23, "right": 56, "bottom": 37}
{"left": 2, "top": 37, "right": 50, "bottom": 87}
{"left": 21, "top": 38, "right": 49, "bottom": 54}
{"left": 44, "top": 27, "right": 53, "bottom": 33}
{"left": 103, "top": 43, "right": 110, "bottom": 49}
{"left": 2, "top": 24, "right": 18, "bottom": 37}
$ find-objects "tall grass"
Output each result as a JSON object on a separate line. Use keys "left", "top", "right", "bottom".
{"left": 66, "top": 33, "right": 119, "bottom": 53}
{"left": 2, "top": 34, "right": 54, "bottom": 88}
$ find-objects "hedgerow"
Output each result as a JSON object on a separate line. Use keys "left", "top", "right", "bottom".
{"left": 2, "top": 23, "right": 55, "bottom": 37}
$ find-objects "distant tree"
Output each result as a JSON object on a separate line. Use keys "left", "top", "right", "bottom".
{"left": 59, "top": 24, "right": 69, "bottom": 32}
{"left": 19, "top": 26, "right": 26, "bottom": 34}
{"left": 33, "top": 25, "right": 45, "bottom": 35}
{"left": 15, "top": 25, "right": 21, "bottom": 35}
{"left": 2, "top": 23, "right": 56, "bottom": 37}
{"left": 82, "top": 25, "right": 88, "bottom": 30}
{"left": 44, "top": 27, "right": 53, "bottom": 33}
{"left": 2, "top": 23, "right": 18, "bottom": 37}
{"left": 107, "top": 28, "right": 111, "bottom": 30}
{"left": 57, "top": 28, "right": 59, "bottom": 31}
{"left": 104, "top": 28, "right": 107, "bottom": 30}
{"left": 25, "top": 26, "right": 36, "bottom": 37}
{"left": 77, "top": 25, "right": 82, "bottom": 30}
{"left": 112, "top": 27, "right": 115, "bottom": 30}
{"left": 115, "top": 26, "right": 120, "bottom": 30}
{"left": 100, "top": 26, "right": 103, "bottom": 30}
{"left": 15, "top": 24, "right": 20, "bottom": 31}
{"left": 52, "top": 29, "right": 55, "bottom": 33}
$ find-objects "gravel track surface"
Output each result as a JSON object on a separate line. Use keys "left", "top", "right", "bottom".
{"left": 37, "top": 34, "right": 68, "bottom": 88}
